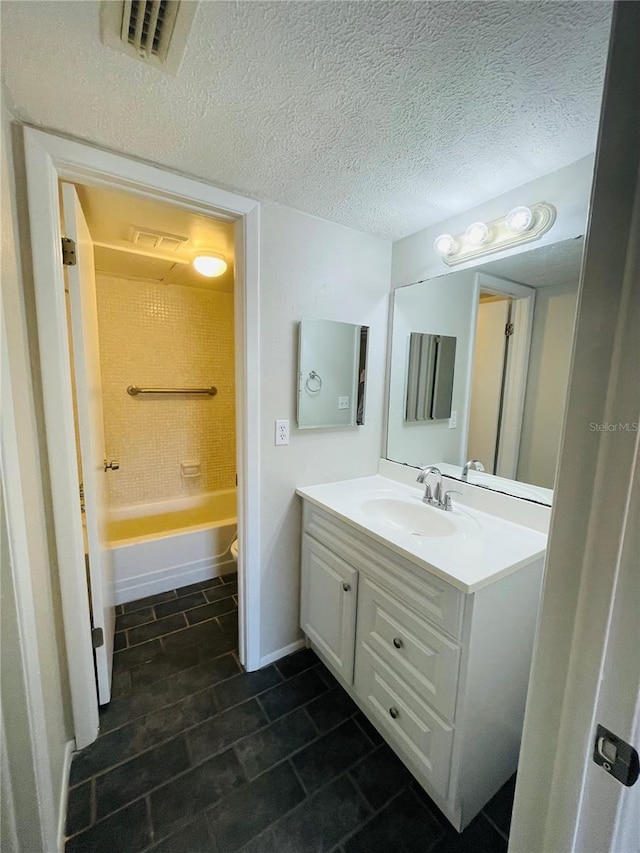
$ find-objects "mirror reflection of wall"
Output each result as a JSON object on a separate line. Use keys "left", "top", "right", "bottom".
{"left": 387, "top": 237, "right": 583, "bottom": 501}
{"left": 297, "top": 318, "right": 368, "bottom": 429}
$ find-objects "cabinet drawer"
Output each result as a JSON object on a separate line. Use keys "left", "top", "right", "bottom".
{"left": 355, "top": 643, "right": 453, "bottom": 798}
{"left": 303, "top": 502, "right": 463, "bottom": 639}
{"left": 357, "top": 576, "right": 460, "bottom": 722}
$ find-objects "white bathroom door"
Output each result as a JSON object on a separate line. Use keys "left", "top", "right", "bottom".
{"left": 62, "top": 182, "right": 115, "bottom": 705}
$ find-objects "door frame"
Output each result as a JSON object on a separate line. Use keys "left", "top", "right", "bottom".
{"left": 464, "top": 272, "right": 535, "bottom": 479}
{"left": 509, "top": 3, "right": 639, "bottom": 848}
{"left": 23, "top": 127, "right": 262, "bottom": 748}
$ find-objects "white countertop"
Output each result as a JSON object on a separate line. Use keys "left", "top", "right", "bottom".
{"left": 296, "top": 475, "right": 547, "bottom": 594}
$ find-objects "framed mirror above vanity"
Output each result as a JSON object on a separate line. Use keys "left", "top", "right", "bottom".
{"left": 386, "top": 236, "right": 584, "bottom": 505}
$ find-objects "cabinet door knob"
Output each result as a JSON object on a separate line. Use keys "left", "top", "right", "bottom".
{"left": 342, "top": 582, "right": 351, "bottom": 592}
{"left": 392, "top": 637, "right": 403, "bottom": 649}
{"left": 389, "top": 707, "right": 399, "bottom": 720}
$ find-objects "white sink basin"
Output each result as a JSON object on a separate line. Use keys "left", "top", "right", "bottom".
{"left": 360, "top": 498, "right": 457, "bottom": 537}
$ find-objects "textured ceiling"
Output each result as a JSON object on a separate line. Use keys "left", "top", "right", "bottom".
{"left": 478, "top": 236, "right": 584, "bottom": 289}
{"left": 1, "top": 1, "right": 612, "bottom": 240}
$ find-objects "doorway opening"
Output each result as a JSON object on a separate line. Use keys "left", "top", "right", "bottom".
{"left": 24, "top": 127, "right": 261, "bottom": 748}
{"left": 467, "top": 291, "right": 513, "bottom": 476}
{"left": 61, "top": 180, "right": 240, "bottom": 706}
{"left": 464, "top": 273, "right": 536, "bottom": 483}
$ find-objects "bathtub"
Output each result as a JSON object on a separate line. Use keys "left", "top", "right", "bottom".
{"left": 108, "top": 490, "right": 237, "bottom": 605}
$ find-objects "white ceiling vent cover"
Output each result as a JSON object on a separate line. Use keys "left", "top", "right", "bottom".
{"left": 101, "top": 0, "right": 197, "bottom": 74}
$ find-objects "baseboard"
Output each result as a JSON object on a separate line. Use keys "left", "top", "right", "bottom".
{"left": 259, "top": 637, "right": 306, "bottom": 668}
{"left": 114, "top": 557, "right": 236, "bottom": 605}
{"left": 57, "top": 739, "right": 74, "bottom": 853}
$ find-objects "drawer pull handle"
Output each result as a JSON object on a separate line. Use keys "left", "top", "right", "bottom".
{"left": 392, "top": 637, "right": 403, "bottom": 649}
{"left": 389, "top": 707, "right": 399, "bottom": 720}
{"left": 342, "top": 582, "right": 351, "bottom": 592}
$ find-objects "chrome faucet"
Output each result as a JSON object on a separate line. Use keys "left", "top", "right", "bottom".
{"left": 461, "top": 459, "right": 485, "bottom": 481}
{"left": 417, "top": 466, "right": 461, "bottom": 511}
{"left": 416, "top": 466, "right": 443, "bottom": 506}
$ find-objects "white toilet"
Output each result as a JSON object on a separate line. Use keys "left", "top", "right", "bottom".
{"left": 230, "top": 536, "right": 238, "bottom": 563}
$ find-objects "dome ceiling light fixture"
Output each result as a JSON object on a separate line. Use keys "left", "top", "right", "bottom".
{"left": 192, "top": 253, "right": 228, "bottom": 277}
{"left": 433, "top": 202, "right": 557, "bottom": 267}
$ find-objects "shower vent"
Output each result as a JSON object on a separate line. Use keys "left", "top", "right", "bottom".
{"left": 100, "top": 0, "right": 198, "bottom": 74}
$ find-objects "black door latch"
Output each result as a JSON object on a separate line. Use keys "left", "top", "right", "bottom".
{"left": 593, "top": 724, "right": 639, "bottom": 787}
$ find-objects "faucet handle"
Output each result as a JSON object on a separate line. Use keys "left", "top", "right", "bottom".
{"left": 443, "top": 490, "right": 462, "bottom": 511}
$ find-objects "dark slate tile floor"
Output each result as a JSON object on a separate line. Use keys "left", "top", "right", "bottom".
{"left": 65, "top": 574, "right": 515, "bottom": 852}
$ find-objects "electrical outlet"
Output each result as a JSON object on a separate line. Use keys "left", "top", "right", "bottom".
{"left": 275, "top": 419, "right": 289, "bottom": 445}
{"left": 449, "top": 410, "right": 457, "bottom": 429}
{"left": 338, "top": 396, "right": 350, "bottom": 410}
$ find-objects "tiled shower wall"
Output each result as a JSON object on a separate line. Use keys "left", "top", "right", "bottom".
{"left": 96, "top": 275, "right": 236, "bottom": 507}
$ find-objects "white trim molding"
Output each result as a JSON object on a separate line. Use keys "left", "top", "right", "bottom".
{"left": 56, "top": 741, "right": 74, "bottom": 853}
{"left": 22, "top": 127, "right": 262, "bottom": 748}
{"left": 259, "top": 638, "right": 307, "bottom": 669}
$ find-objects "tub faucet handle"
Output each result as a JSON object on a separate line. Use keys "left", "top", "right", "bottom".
{"left": 104, "top": 459, "right": 120, "bottom": 472}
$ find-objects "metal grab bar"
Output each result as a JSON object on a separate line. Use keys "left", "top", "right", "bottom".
{"left": 127, "top": 385, "right": 217, "bottom": 397}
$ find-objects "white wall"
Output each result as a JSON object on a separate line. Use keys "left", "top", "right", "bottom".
{"left": 392, "top": 156, "right": 594, "bottom": 289}
{"left": 517, "top": 282, "right": 579, "bottom": 488}
{"left": 1, "top": 99, "right": 72, "bottom": 851}
{"left": 260, "top": 203, "right": 390, "bottom": 658}
{"left": 387, "top": 269, "right": 476, "bottom": 467}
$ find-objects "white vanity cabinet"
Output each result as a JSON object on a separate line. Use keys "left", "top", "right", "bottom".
{"left": 299, "top": 499, "right": 544, "bottom": 832}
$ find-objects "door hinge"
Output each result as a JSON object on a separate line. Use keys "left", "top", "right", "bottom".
{"left": 505, "top": 322, "right": 515, "bottom": 337}
{"left": 61, "top": 237, "right": 77, "bottom": 266}
{"left": 91, "top": 627, "right": 104, "bottom": 649}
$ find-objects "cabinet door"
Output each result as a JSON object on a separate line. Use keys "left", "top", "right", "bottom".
{"left": 300, "top": 534, "right": 358, "bottom": 684}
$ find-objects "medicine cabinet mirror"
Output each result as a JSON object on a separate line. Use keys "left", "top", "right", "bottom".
{"left": 405, "top": 333, "right": 457, "bottom": 422}
{"left": 297, "top": 318, "right": 368, "bottom": 429}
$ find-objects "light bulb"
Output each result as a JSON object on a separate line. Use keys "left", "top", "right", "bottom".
{"left": 433, "top": 234, "right": 458, "bottom": 256}
{"left": 193, "top": 254, "right": 228, "bottom": 277}
{"left": 464, "top": 222, "right": 490, "bottom": 247}
{"left": 505, "top": 206, "right": 534, "bottom": 234}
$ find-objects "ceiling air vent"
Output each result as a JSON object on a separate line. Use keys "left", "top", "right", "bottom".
{"left": 101, "top": 0, "right": 198, "bottom": 74}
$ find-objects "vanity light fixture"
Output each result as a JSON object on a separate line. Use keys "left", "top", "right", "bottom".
{"left": 464, "top": 221, "right": 490, "bottom": 247}
{"left": 193, "top": 253, "right": 228, "bottom": 277}
{"left": 436, "top": 202, "right": 556, "bottom": 266}
{"left": 433, "top": 233, "right": 458, "bottom": 256}
{"left": 505, "top": 205, "right": 534, "bottom": 234}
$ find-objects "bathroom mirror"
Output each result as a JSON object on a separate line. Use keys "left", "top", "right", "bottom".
{"left": 297, "top": 318, "right": 368, "bottom": 429}
{"left": 386, "top": 237, "right": 583, "bottom": 504}
{"left": 405, "top": 333, "right": 457, "bottom": 422}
